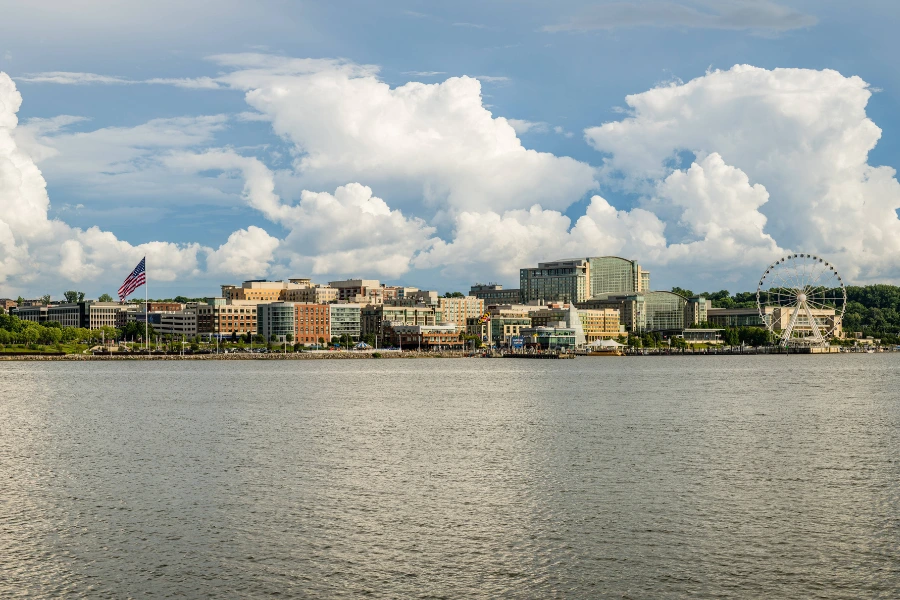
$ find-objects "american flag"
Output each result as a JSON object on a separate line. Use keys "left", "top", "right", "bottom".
{"left": 118, "top": 257, "right": 146, "bottom": 301}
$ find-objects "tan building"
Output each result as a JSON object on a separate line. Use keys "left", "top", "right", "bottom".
{"left": 437, "top": 296, "right": 485, "bottom": 327}
{"left": 283, "top": 285, "right": 339, "bottom": 304}
{"left": 531, "top": 307, "right": 623, "bottom": 342}
{"left": 0, "top": 299, "right": 17, "bottom": 312}
{"left": 220, "top": 279, "right": 313, "bottom": 302}
{"left": 329, "top": 279, "right": 381, "bottom": 302}
{"left": 197, "top": 299, "right": 259, "bottom": 337}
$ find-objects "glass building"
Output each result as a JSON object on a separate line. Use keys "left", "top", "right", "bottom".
{"left": 644, "top": 291, "right": 687, "bottom": 332}
{"left": 587, "top": 256, "right": 649, "bottom": 297}
{"left": 258, "top": 302, "right": 296, "bottom": 341}
{"left": 329, "top": 304, "right": 362, "bottom": 340}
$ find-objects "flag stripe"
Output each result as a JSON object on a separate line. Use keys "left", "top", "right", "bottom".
{"left": 118, "top": 258, "right": 146, "bottom": 301}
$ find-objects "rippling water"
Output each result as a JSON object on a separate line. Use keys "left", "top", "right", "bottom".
{"left": 1, "top": 356, "right": 899, "bottom": 598}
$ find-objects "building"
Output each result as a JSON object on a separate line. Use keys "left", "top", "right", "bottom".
{"left": 587, "top": 256, "right": 649, "bottom": 296}
{"left": 155, "top": 311, "right": 198, "bottom": 337}
{"left": 197, "top": 298, "right": 259, "bottom": 337}
{"left": 0, "top": 299, "right": 17, "bottom": 313}
{"left": 257, "top": 302, "right": 296, "bottom": 342}
{"left": 328, "top": 279, "right": 382, "bottom": 303}
{"left": 519, "top": 258, "right": 590, "bottom": 304}
{"left": 529, "top": 306, "right": 622, "bottom": 342}
{"left": 329, "top": 304, "right": 362, "bottom": 341}
{"left": 283, "top": 285, "right": 339, "bottom": 304}
{"left": 685, "top": 296, "right": 712, "bottom": 326}
{"left": 682, "top": 329, "right": 724, "bottom": 344}
{"left": 361, "top": 305, "right": 437, "bottom": 338}
{"left": 644, "top": 291, "right": 688, "bottom": 332}
{"left": 220, "top": 279, "right": 312, "bottom": 302}
{"left": 294, "top": 303, "right": 331, "bottom": 345}
{"left": 577, "top": 294, "right": 645, "bottom": 332}
{"left": 11, "top": 305, "right": 50, "bottom": 323}
{"left": 706, "top": 308, "right": 766, "bottom": 328}
{"left": 437, "top": 296, "right": 484, "bottom": 327}
{"left": 520, "top": 326, "right": 577, "bottom": 350}
{"left": 389, "top": 324, "right": 464, "bottom": 350}
{"left": 469, "top": 284, "right": 521, "bottom": 304}
{"left": 766, "top": 306, "right": 842, "bottom": 339}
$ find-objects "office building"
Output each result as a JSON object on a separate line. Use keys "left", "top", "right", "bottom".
{"left": 257, "top": 302, "right": 296, "bottom": 342}
{"left": 197, "top": 299, "right": 259, "bottom": 337}
{"left": 388, "top": 324, "right": 464, "bottom": 350}
{"left": 587, "top": 256, "right": 649, "bottom": 296}
{"left": 437, "top": 296, "right": 485, "bottom": 327}
{"left": 294, "top": 303, "right": 331, "bottom": 344}
{"left": 221, "top": 279, "right": 313, "bottom": 302}
{"left": 469, "top": 284, "right": 521, "bottom": 304}
{"left": 328, "top": 279, "right": 382, "bottom": 303}
{"left": 361, "top": 305, "right": 437, "bottom": 337}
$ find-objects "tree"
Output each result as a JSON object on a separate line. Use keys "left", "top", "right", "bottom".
{"left": 39, "top": 294, "right": 51, "bottom": 305}
{"left": 98, "top": 293, "right": 114, "bottom": 302}
{"left": 285, "top": 333, "right": 293, "bottom": 343}
{"left": 63, "top": 291, "right": 86, "bottom": 303}
{"left": 443, "top": 291, "right": 464, "bottom": 298}
{"left": 671, "top": 287, "right": 694, "bottom": 298}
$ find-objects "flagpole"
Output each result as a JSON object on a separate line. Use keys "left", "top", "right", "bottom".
{"left": 145, "top": 259, "right": 148, "bottom": 353}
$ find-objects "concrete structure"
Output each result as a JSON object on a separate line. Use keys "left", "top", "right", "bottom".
{"left": 294, "top": 303, "right": 331, "bottom": 345}
{"left": 466, "top": 315, "right": 532, "bottom": 347}
{"left": 529, "top": 306, "right": 623, "bottom": 343}
{"left": 257, "top": 302, "right": 296, "bottom": 342}
{"left": 329, "top": 304, "right": 362, "bottom": 341}
{"left": 685, "top": 296, "right": 712, "bottom": 326}
{"left": 0, "top": 299, "right": 17, "bottom": 313}
{"left": 13, "top": 304, "right": 50, "bottom": 323}
{"left": 519, "top": 258, "right": 590, "bottom": 304}
{"left": 577, "top": 295, "right": 645, "bottom": 332}
{"left": 388, "top": 324, "right": 463, "bottom": 350}
{"left": 469, "top": 284, "right": 521, "bottom": 304}
{"left": 706, "top": 308, "right": 766, "bottom": 328}
{"left": 767, "top": 306, "right": 842, "bottom": 339}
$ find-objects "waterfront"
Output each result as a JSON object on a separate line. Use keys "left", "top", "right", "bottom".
{"left": 2, "top": 356, "right": 899, "bottom": 598}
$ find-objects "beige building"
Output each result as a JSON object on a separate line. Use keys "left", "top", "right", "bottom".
{"left": 220, "top": 279, "right": 314, "bottom": 302}
{"left": 329, "top": 279, "right": 382, "bottom": 303}
{"left": 531, "top": 307, "right": 623, "bottom": 342}
{"left": 283, "top": 285, "right": 339, "bottom": 304}
{"left": 437, "top": 296, "right": 485, "bottom": 327}
{"left": 197, "top": 299, "right": 260, "bottom": 337}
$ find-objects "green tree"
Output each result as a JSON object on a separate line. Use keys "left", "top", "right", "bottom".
{"left": 671, "top": 287, "right": 694, "bottom": 298}
{"left": 443, "top": 291, "right": 465, "bottom": 298}
{"left": 39, "top": 294, "right": 51, "bottom": 305}
{"left": 63, "top": 290, "right": 86, "bottom": 303}
{"left": 98, "top": 293, "right": 114, "bottom": 302}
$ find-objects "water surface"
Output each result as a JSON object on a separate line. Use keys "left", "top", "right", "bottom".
{"left": 1, "top": 356, "right": 899, "bottom": 598}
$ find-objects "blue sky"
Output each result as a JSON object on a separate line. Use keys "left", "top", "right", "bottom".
{"left": 1, "top": 0, "right": 900, "bottom": 299}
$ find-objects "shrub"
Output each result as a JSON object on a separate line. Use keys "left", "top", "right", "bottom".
{"left": 372, "top": 352, "right": 382, "bottom": 359}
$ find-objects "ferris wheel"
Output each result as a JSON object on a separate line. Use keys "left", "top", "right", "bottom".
{"left": 756, "top": 254, "right": 846, "bottom": 346}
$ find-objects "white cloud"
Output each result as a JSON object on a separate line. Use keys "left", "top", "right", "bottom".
{"left": 401, "top": 71, "right": 447, "bottom": 77}
{"left": 213, "top": 54, "right": 596, "bottom": 214}
{"left": 584, "top": 64, "right": 900, "bottom": 284}
{"left": 207, "top": 226, "right": 280, "bottom": 278}
{"left": 507, "top": 119, "right": 550, "bottom": 134}
{"left": 544, "top": 0, "right": 817, "bottom": 33}
{"left": 168, "top": 150, "right": 437, "bottom": 278}
{"left": 18, "top": 71, "right": 224, "bottom": 89}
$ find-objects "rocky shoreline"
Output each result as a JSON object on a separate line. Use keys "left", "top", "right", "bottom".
{"left": 0, "top": 351, "right": 473, "bottom": 361}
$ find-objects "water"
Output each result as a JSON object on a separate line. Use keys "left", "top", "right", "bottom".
{"left": 1, "top": 356, "right": 899, "bottom": 598}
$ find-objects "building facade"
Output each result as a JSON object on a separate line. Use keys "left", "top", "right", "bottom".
{"left": 361, "top": 305, "right": 437, "bottom": 337}
{"left": 389, "top": 324, "right": 464, "bottom": 350}
{"left": 469, "top": 284, "right": 521, "bottom": 304}
{"left": 283, "top": 285, "right": 339, "bottom": 304}
{"left": 437, "top": 296, "right": 485, "bottom": 327}
{"left": 294, "top": 303, "right": 331, "bottom": 345}
{"left": 257, "top": 302, "right": 296, "bottom": 342}
{"left": 329, "top": 304, "right": 362, "bottom": 341}
{"left": 587, "top": 256, "right": 649, "bottom": 296}
{"left": 197, "top": 299, "right": 259, "bottom": 337}
{"left": 155, "top": 311, "right": 199, "bottom": 337}
{"left": 521, "top": 326, "right": 577, "bottom": 350}
{"left": 519, "top": 259, "right": 590, "bottom": 304}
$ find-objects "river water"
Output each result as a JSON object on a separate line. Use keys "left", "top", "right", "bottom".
{"left": 1, "top": 356, "right": 899, "bottom": 598}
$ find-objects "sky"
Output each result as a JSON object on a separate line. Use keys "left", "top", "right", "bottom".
{"left": 2, "top": 0, "right": 900, "bottom": 299}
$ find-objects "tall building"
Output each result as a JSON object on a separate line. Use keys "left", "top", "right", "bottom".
{"left": 257, "top": 302, "right": 296, "bottom": 342}
{"left": 294, "top": 303, "right": 331, "bottom": 344}
{"left": 519, "top": 259, "right": 590, "bottom": 304}
{"left": 197, "top": 299, "right": 259, "bottom": 337}
{"left": 587, "top": 256, "right": 649, "bottom": 296}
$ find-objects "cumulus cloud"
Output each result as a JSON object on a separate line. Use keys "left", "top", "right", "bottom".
{"left": 212, "top": 53, "right": 597, "bottom": 214}
{"left": 169, "top": 150, "right": 437, "bottom": 278}
{"left": 544, "top": 0, "right": 817, "bottom": 33}
{"left": 585, "top": 64, "right": 900, "bottom": 284}
{"left": 507, "top": 119, "right": 550, "bottom": 134}
{"left": 207, "top": 226, "right": 280, "bottom": 278}
{"left": 0, "top": 72, "right": 267, "bottom": 295}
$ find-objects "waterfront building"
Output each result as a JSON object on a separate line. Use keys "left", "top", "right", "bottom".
{"left": 644, "top": 291, "right": 688, "bottom": 332}
{"left": 389, "top": 324, "right": 464, "bottom": 350}
{"left": 294, "top": 303, "right": 331, "bottom": 345}
{"left": 521, "top": 326, "right": 577, "bottom": 350}
{"left": 257, "top": 302, "right": 296, "bottom": 342}
{"left": 519, "top": 258, "right": 590, "bottom": 304}
{"left": 220, "top": 279, "right": 313, "bottom": 302}
{"left": 587, "top": 256, "right": 649, "bottom": 296}
{"left": 12, "top": 304, "right": 50, "bottom": 323}
{"left": 706, "top": 308, "right": 766, "bottom": 328}
{"left": 685, "top": 296, "right": 712, "bottom": 326}
{"left": 197, "top": 298, "right": 259, "bottom": 337}
{"left": 466, "top": 315, "right": 532, "bottom": 346}
{"left": 577, "top": 294, "right": 645, "bottom": 332}
{"left": 361, "top": 305, "right": 437, "bottom": 338}
{"left": 469, "top": 283, "right": 521, "bottom": 304}
{"left": 437, "top": 296, "right": 484, "bottom": 327}
{"left": 529, "top": 306, "right": 623, "bottom": 343}
{"left": 682, "top": 329, "right": 725, "bottom": 344}
{"left": 766, "top": 306, "right": 842, "bottom": 339}
{"left": 329, "top": 304, "right": 362, "bottom": 341}
{"left": 154, "top": 311, "right": 199, "bottom": 337}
